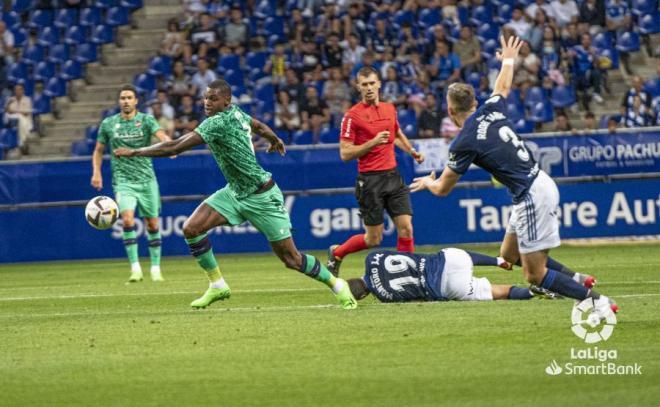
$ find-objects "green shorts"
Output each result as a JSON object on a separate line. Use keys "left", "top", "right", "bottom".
{"left": 114, "top": 179, "right": 161, "bottom": 218}
{"left": 204, "top": 183, "right": 292, "bottom": 242}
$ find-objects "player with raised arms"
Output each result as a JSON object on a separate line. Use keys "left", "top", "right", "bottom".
{"left": 347, "top": 249, "right": 558, "bottom": 303}
{"left": 114, "top": 79, "right": 357, "bottom": 310}
{"left": 91, "top": 84, "right": 171, "bottom": 283}
{"left": 410, "top": 36, "right": 617, "bottom": 317}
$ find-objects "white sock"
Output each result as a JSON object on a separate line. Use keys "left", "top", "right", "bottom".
{"left": 131, "top": 262, "right": 142, "bottom": 273}
{"left": 210, "top": 278, "right": 228, "bottom": 289}
{"left": 572, "top": 273, "right": 583, "bottom": 283}
{"left": 150, "top": 265, "right": 161, "bottom": 275}
{"left": 331, "top": 279, "right": 344, "bottom": 294}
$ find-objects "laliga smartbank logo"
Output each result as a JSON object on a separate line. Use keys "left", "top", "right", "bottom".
{"left": 544, "top": 299, "right": 642, "bottom": 376}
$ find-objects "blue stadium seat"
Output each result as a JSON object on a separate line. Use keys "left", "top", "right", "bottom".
{"left": 392, "top": 10, "right": 415, "bottom": 27}
{"left": 71, "top": 139, "right": 96, "bottom": 156}
{"left": 292, "top": 130, "right": 314, "bottom": 145}
{"left": 319, "top": 127, "right": 340, "bottom": 144}
{"left": 264, "top": 16, "right": 285, "bottom": 37}
{"left": 32, "top": 92, "right": 52, "bottom": 115}
{"left": 218, "top": 54, "right": 241, "bottom": 74}
{"left": 74, "top": 43, "right": 98, "bottom": 64}
{"left": 91, "top": 25, "right": 115, "bottom": 44}
{"left": 397, "top": 108, "right": 416, "bottom": 124}
{"left": 481, "top": 38, "right": 498, "bottom": 60}
{"left": 616, "top": 31, "right": 640, "bottom": 53}
{"left": 476, "top": 23, "right": 498, "bottom": 42}
{"left": 0, "top": 128, "right": 18, "bottom": 150}
{"left": 106, "top": 6, "right": 129, "bottom": 27}
{"left": 245, "top": 51, "right": 268, "bottom": 72}
{"left": 133, "top": 73, "right": 156, "bottom": 96}
{"left": 254, "top": 82, "right": 275, "bottom": 104}
{"left": 10, "top": 28, "right": 28, "bottom": 48}
{"left": 85, "top": 125, "right": 99, "bottom": 141}
{"left": 121, "top": 0, "right": 143, "bottom": 9}
{"left": 471, "top": 5, "right": 493, "bottom": 25}
{"left": 513, "top": 118, "right": 535, "bottom": 134}
{"left": 34, "top": 61, "right": 56, "bottom": 83}
{"left": 597, "top": 47, "right": 620, "bottom": 69}
{"left": 48, "top": 43, "right": 70, "bottom": 65}
{"left": 65, "top": 26, "right": 87, "bottom": 46}
{"left": 7, "top": 62, "right": 28, "bottom": 83}
{"left": 524, "top": 87, "right": 548, "bottom": 109}
{"left": 644, "top": 78, "right": 660, "bottom": 97}
{"left": 505, "top": 102, "right": 524, "bottom": 122}
{"left": 223, "top": 69, "right": 245, "bottom": 88}
{"left": 80, "top": 8, "right": 103, "bottom": 27}
{"left": 147, "top": 55, "right": 172, "bottom": 77}
{"left": 60, "top": 60, "right": 84, "bottom": 80}
{"left": 12, "top": 0, "right": 33, "bottom": 13}
{"left": 37, "top": 26, "right": 60, "bottom": 47}
{"left": 639, "top": 13, "right": 660, "bottom": 35}
{"left": 550, "top": 85, "right": 576, "bottom": 108}
{"left": 102, "top": 106, "right": 120, "bottom": 118}
{"left": 44, "top": 76, "right": 67, "bottom": 98}
{"left": 254, "top": 0, "right": 276, "bottom": 19}
{"left": 528, "top": 102, "right": 554, "bottom": 123}
{"left": 495, "top": 4, "right": 513, "bottom": 24}
{"left": 231, "top": 83, "right": 247, "bottom": 97}
{"left": 29, "top": 9, "right": 54, "bottom": 30}
{"left": 631, "top": 0, "right": 656, "bottom": 16}
{"left": 22, "top": 44, "right": 45, "bottom": 66}
{"left": 248, "top": 67, "right": 268, "bottom": 83}
{"left": 592, "top": 32, "right": 613, "bottom": 50}
{"left": 54, "top": 8, "right": 79, "bottom": 29}
{"left": 1, "top": 11, "right": 21, "bottom": 30}
{"left": 419, "top": 8, "right": 441, "bottom": 28}
{"left": 96, "top": 0, "right": 120, "bottom": 8}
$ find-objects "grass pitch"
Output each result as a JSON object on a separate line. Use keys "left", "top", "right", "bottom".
{"left": 1, "top": 244, "right": 659, "bottom": 407}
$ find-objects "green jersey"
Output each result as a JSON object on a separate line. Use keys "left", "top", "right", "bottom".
{"left": 195, "top": 104, "right": 271, "bottom": 199}
{"left": 98, "top": 112, "right": 161, "bottom": 185}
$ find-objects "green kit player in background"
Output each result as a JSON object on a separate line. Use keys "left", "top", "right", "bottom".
{"left": 91, "top": 84, "right": 172, "bottom": 283}
{"left": 114, "top": 80, "right": 357, "bottom": 310}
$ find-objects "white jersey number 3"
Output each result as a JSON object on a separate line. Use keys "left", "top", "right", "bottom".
{"left": 498, "top": 126, "right": 530, "bottom": 162}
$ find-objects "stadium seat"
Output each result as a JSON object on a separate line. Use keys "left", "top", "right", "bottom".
{"left": 147, "top": 55, "right": 173, "bottom": 77}
{"left": 32, "top": 92, "right": 52, "bottom": 115}
{"left": 218, "top": 54, "right": 241, "bottom": 74}
{"left": 7, "top": 62, "right": 28, "bottom": 83}
{"left": 397, "top": 108, "right": 416, "bottom": 125}
{"left": 91, "top": 25, "right": 115, "bottom": 44}
{"left": 476, "top": 23, "right": 498, "bottom": 42}
{"left": 71, "top": 139, "right": 96, "bottom": 156}
{"left": 419, "top": 8, "right": 441, "bottom": 28}
{"left": 106, "top": 6, "right": 129, "bottom": 27}
{"left": 524, "top": 87, "right": 548, "bottom": 109}
{"left": 28, "top": 9, "right": 54, "bottom": 30}
{"left": 95, "top": 0, "right": 120, "bottom": 8}
{"left": 644, "top": 78, "right": 660, "bottom": 97}
{"left": 513, "top": 118, "right": 535, "bottom": 134}
{"left": 54, "top": 8, "right": 79, "bottom": 29}
{"left": 471, "top": 5, "right": 493, "bottom": 25}
{"left": 592, "top": 32, "right": 613, "bottom": 50}
{"left": 248, "top": 67, "right": 268, "bottom": 83}
{"left": 245, "top": 51, "right": 268, "bottom": 72}
{"left": 254, "top": 0, "right": 276, "bottom": 19}
{"left": 133, "top": 73, "right": 156, "bottom": 96}
{"left": 22, "top": 44, "right": 45, "bottom": 66}
{"left": 231, "top": 83, "right": 247, "bottom": 98}
{"left": 392, "top": 9, "right": 415, "bottom": 27}
{"left": 102, "top": 106, "right": 120, "bottom": 118}
{"left": 44, "top": 77, "right": 67, "bottom": 98}
{"left": 48, "top": 43, "right": 70, "bottom": 65}
{"left": 85, "top": 125, "right": 99, "bottom": 141}
{"left": 65, "top": 26, "right": 87, "bottom": 46}
{"left": 481, "top": 38, "right": 498, "bottom": 60}
{"left": 80, "top": 7, "right": 103, "bottom": 27}
{"left": 505, "top": 102, "right": 524, "bottom": 122}
{"left": 550, "top": 85, "right": 576, "bottom": 109}
{"left": 319, "top": 127, "right": 340, "bottom": 144}
{"left": 1, "top": 11, "right": 21, "bottom": 30}
{"left": 37, "top": 26, "right": 60, "bottom": 47}
{"left": 254, "top": 83, "right": 275, "bottom": 104}
{"left": 0, "top": 128, "right": 19, "bottom": 150}
{"left": 263, "top": 16, "right": 285, "bottom": 37}
{"left": 597, "top": 47, "right": 620, "bottom": 70}
{"left": 11, "top": 0, "right": 33, "bottom": 13}
{"left": 639, "top": 13, "right": 660, "bottom": 35}
{"left": 292, "top": 130, "right": 314, "bottom": 145}
{"left": 74, "top": 43, "right": 98, "bottom": 64}
{"left": 34, "top": 61, "right": 56, "bottom": 83}
{"left": 223, "top": 69, "right": 245, "bottom": 88}
{"left": 10, "top": 28, "right": 28, "bottom": 48}
{"left": 495, "top": 4, "right": 513, "bottom": 24}
{"left": 616, "top": 31, "right": 640, "bottom": 53}
{"left": 60, "top": 60, "right": 84, "bottom": 81}
{"left": 528, "top": 102, "right": 554, "bottom": 123}
{"left": 120, "top": 0, "right": 143, "bottom": 9}
{"left": 631, "top": 0, "right": 656, "bottom": 16}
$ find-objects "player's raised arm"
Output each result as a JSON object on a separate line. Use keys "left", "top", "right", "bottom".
{"left": 114, "top": 131, "right": 205, "bottom": 158}
{"left": 251, "top": 117, "right": 286, "bottom": 156}
{"left": 409, "top": 166, "right": 461, "bottom": 196}
{"left": 491, "top": 35, "right": 524, "bottom": 99}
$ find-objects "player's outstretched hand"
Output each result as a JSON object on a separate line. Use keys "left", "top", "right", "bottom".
{"left": 409, "top": 171, "right": 436, "bottom": 193}
{"left": 412, "top": 150, "right": 425, "bottom": 164}
{"left": 495, "top": 35, "right": 524, "bottom": 61}
{"left": 114, "top": 147, "right": 136, "bottom": 158}
{"left": 267, "top": 137, "right": 286, "bottom": 156}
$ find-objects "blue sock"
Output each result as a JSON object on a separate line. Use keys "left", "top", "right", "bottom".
{"left": 508, "top": 287, "right": 533, "bottom": 300}
{"left": 464, "top": 251, "right": 498, "bottom": 266}
{"left": 540, "top": 268, "right": 590, "bottom": 300}
{"left": 516, "top": 257, "right": 576, "bottom": 277}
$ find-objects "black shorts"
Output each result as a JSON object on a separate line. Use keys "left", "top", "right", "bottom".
{"left": 355, "top": 168, "right": 413, "bottom": 226}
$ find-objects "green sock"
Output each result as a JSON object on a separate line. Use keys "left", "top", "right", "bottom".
{"left": 302, "top": 254, "right": 336, "bottom": 289}
{"left": 122, "top": 226, "right": 139, "bottom": 264}
{"left": 147, "top": 230, "right": 162, "bottom": 267}
{"left": 185, "top": 234, "right": 222, "bottom": 282}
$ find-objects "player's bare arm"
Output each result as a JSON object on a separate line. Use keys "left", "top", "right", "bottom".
{"left": 154, "top": 129, "right": 172, "bottom": 143}
{"left": 251, "top": 118, "right": 286, "bottom": 156}
{"left": 409, "top": 166, "right": 460, "bottom": 196}
{"left": 91, "top": 141, "right": 105, "bottom": 191}
{"left": 394, "top": 128, "right": 425, "bottom": 164}
{"left": 339, "top": 131, "right": 389, "bottom": 162}
{"left": 115, "top": 132, "right": 205, "bottom": 158}
{"left": 491, "top": 35, "right": 524, "bottom": 99}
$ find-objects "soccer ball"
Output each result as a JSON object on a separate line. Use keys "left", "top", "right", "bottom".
{"left": 85, "top": 196, "right": 119, "bottom": 230}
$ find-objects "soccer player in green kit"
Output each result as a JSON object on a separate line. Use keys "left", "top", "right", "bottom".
{"left": 91, "top": 85, "right": 172, "bottom": 283}
{"left": 114, "top": 80, "right": 357, "bottom": 310}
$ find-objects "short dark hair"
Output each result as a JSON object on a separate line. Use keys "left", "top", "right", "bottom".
{"left": 208, "top": 79, "right": 232, "bottom": 98}
{"left": 356, "top": 66, "right": 380, "bottom": 81}
{"left": 447, "top": 83, "right": 476, "bottom": 113}
{"left": 117, "top": 84, "right": 138, "bottom": 99}
{"left": 347, "top": 278, "right": 370, "bottom": 300}
{"left": 585, "top": 112, "right": 595, "bottom": 119}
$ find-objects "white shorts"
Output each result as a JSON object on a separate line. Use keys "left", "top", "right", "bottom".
{"left": 439, "top": 248, "right": 493, "bottom": 301}
{"left": 506, "top": 170, "right": 561, "bottom": 254}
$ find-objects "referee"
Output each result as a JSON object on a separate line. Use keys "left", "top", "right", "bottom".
{"left": 327, "top": 66, "right": 425, "bottom": 277}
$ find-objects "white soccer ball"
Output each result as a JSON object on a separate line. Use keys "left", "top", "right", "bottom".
{"left": 85, "top": 196, "right": 119, "bottom": 230}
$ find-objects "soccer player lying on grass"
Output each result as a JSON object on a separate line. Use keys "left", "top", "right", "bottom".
{"left": 346, "top": 249, "right": 559, "bottom": 303}
{"left": 114, "top": 80, "right": 357, "bottom": 310}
